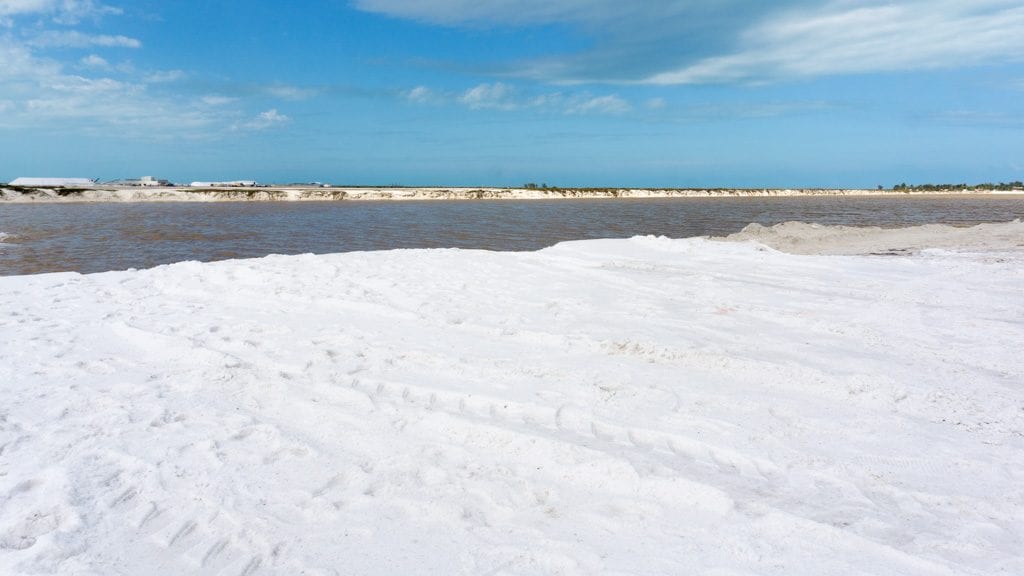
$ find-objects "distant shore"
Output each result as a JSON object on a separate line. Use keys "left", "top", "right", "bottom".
{"left": 2, "top": 185, "right": 1023, "bottom": 203}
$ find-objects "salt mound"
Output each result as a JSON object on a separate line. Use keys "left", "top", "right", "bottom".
{"left": 2, "top": 235, "right": 1023, "bottom": 574}
{"left": 721, "top": 219, "right": 1024, "bottom": 255}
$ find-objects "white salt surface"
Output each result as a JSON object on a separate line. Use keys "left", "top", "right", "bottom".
{"left": 1, "top": 230, "right": 1022, "bottom": 575}
{"left": 725, "top": 220, "right": 1024, "bottom": 255}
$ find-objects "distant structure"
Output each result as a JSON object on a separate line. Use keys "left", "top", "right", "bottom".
{"left": 10, "top": 177, "right": 97, "bottom": 187}
{"left": 109, "top": 176, "right": 172, "bottom": 187}
{"left": 283, "top": 182, "right": 332, "bottom": 188}
{"left": 189, "top": 180, "right": 259, "bottom": 188}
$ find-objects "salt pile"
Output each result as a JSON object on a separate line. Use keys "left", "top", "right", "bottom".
{"left": 724, "top": 219, "right": 1024, "bottom": 255}
{"left": 1, "top": 224, "right": 1022, "bottom": 575}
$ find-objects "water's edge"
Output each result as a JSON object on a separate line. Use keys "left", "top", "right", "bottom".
{"left": 3, "top": 186, "right": 1023, "bottom": 203}
{"left": 4, "top": 196, "right": 1023, "bottom": 276}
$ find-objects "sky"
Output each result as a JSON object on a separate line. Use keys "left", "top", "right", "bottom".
{"left": 0, "top": 0, "right": 1023, "bottom": 187}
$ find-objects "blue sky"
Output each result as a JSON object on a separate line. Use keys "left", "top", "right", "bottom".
{"left": 1, "top": 0, "right": 1022, "bottom": 187}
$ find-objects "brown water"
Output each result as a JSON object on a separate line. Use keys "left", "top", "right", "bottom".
{"left": 2, "top": 196, "right": 1023, "bottom": 276}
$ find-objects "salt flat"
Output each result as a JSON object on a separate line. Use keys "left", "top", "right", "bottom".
{"left": 1, "top": 225, "right": 1022, "bottom": 575}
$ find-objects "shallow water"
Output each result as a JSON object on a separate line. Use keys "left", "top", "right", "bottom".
{"left": 1, "top": 196, "right": 1023, "bottom": 275}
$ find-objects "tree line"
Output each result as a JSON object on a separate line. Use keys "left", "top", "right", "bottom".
{"left": 892, "top": 181, "right": 1024, "bottom": 191}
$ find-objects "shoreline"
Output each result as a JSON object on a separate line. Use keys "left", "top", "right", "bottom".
{"left": 3, "top": 185, "right": 1023, "bottom": 203}
{"left": 3, "top": 220, "right": 1021, "bottom": 277}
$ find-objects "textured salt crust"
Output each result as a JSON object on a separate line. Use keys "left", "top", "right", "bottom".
{"left": 721, "top": 219, "right": 1024, "bottom": 255}
{"left": 1, "top": 231, "right": 1022, "bottom": 575}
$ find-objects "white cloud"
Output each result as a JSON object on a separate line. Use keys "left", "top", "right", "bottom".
{"left": 0, "top": 3, "right": 278, "bottom": 138}
{"left": 405, "top": 85, "right": 434, "bottom": 103}
{"left": 0, "top": 0, "right": 52, "bottom": 17}
{"left": 356, "top": 0, "right": 1024, "bottom": 84}
{"left": 80, "top": 53, "right": 109, "bottom": 68}
{"left": 259, "top": 109, "right": 288, "bottom": 123}
{"left": 459, "top": 82, "right": 517, "bottom": 110}
{"left": 414, "top": 83, "right": 632, "bottom": 115}
{"left": 52, "top": 0, "right": 122, "bottom": 24}
{"left": 565, "top": 94, "right": 630, "bottom": 115}
{"left": 29, "top": 30, "right": 141, "bottom": 48}
{"left": 646, "top": 0, "right": 1024, "bottom": 84}
{"left": 201, "top": 95, "right": 238, "bottom": 107}
{"left": 144, "top": 69, "right": 186, "bottom": 83}
{"left": 264, "top": 84, "right": 318, "bottom": 100}
{"left": 931, "top": 109, "right": 1023, "bottom": 128}
{"left": 438, "top": 85, "right": 815, "bottom": 119}
{"left": 237, "top": 108, "right": 290, "bottom": 131}
{"left": 663, "top": 101, "right": 837, "bottom": 122}
{"left": 0, "top": 0, "right": 122, "bottom": 24}
{"left": 528, "top": 93, "right": 561, "bottom": 107}
{"left": 0, "top": 38, "right": 243, "bottom": 136}
{"left": 645, "top": 97, "right": 667, "bottom": 110}
{"left": 0, "top": 39, "right": 59, "bottom": 82}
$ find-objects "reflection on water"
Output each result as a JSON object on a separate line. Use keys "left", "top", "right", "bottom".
{"left": 2, "top": 196, "right": 1023, "bottom": 275}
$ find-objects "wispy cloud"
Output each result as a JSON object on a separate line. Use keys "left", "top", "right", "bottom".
{"left": 646, "top": 1, "right": 1024, "bottom": 84}
{"left": 664, "top": 101, "right": 839, "bottom": 122}
{"left": 28, "top": 30, "right": 141, "bottom": 48}
{"left": 0, "top": 36, "right": 274, "bottom": 137}
{"left": 8, "top": 73, "right": 211, "bottom": 132}
{"left": 200, "top": 95, "right": 238, "bottom": 107}
{"left": 0, "top": 4, "right": 299, "bottom": 138}
{"left": 645, "top": 97, "right": 667, "bottom": 110}
{"left": 0, "top": 55, "right": 209, "bottom": 131}
{"left": 0, "top": 0, "right": 121, "bottom": 24}
{"left": 356, "top": 0, "right": 1024, "bottom": 85}
{"left": 355, "top": 0, "right": 746, "bottom": 83}
{"left": 404, "top": 85, "right": 435, "bottom": 104}
{"left": 459, "top": 82, "right": 517, "bottom": 110}
{"left": 929, "top": 109, "right": 1024, "bottom": 128}
{"left": 412, "top": 82, "right": 632, "bottom": 115}
{"left": 80, "top": 53, "right": 110, "bottom": 68}
{"left": 236, "top": 109, "right": 290, "bottom": 131}
{"left": 263, "top": 84, "right": 318, "bottom": 101}
{"left": 144, "top": 69, "right": 186, "bottom": 84}
{"left": 564, "top": 94, "right": 630, "bottom": 115}
{"left": 0, "top": 0, "right": 52, "bottom": 17}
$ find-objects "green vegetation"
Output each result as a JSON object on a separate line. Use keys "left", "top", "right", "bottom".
{"left": 54, "top": 188, "right": 91, "bottom": 196}
{"left": 0, "top": 185, "right": 91, "bottom": 195}
{"left": 892, "top": 181, "right": 1024, "bottom": 191}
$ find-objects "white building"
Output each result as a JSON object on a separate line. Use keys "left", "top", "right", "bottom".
{"left": 10, "top": 177, "right": 97, "bottom": 187}
{"left": 139, "top": 176, "right": 171, "bottom": 187}
{"left": 109, "top": 176, "right": 172, "bottom": 187}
